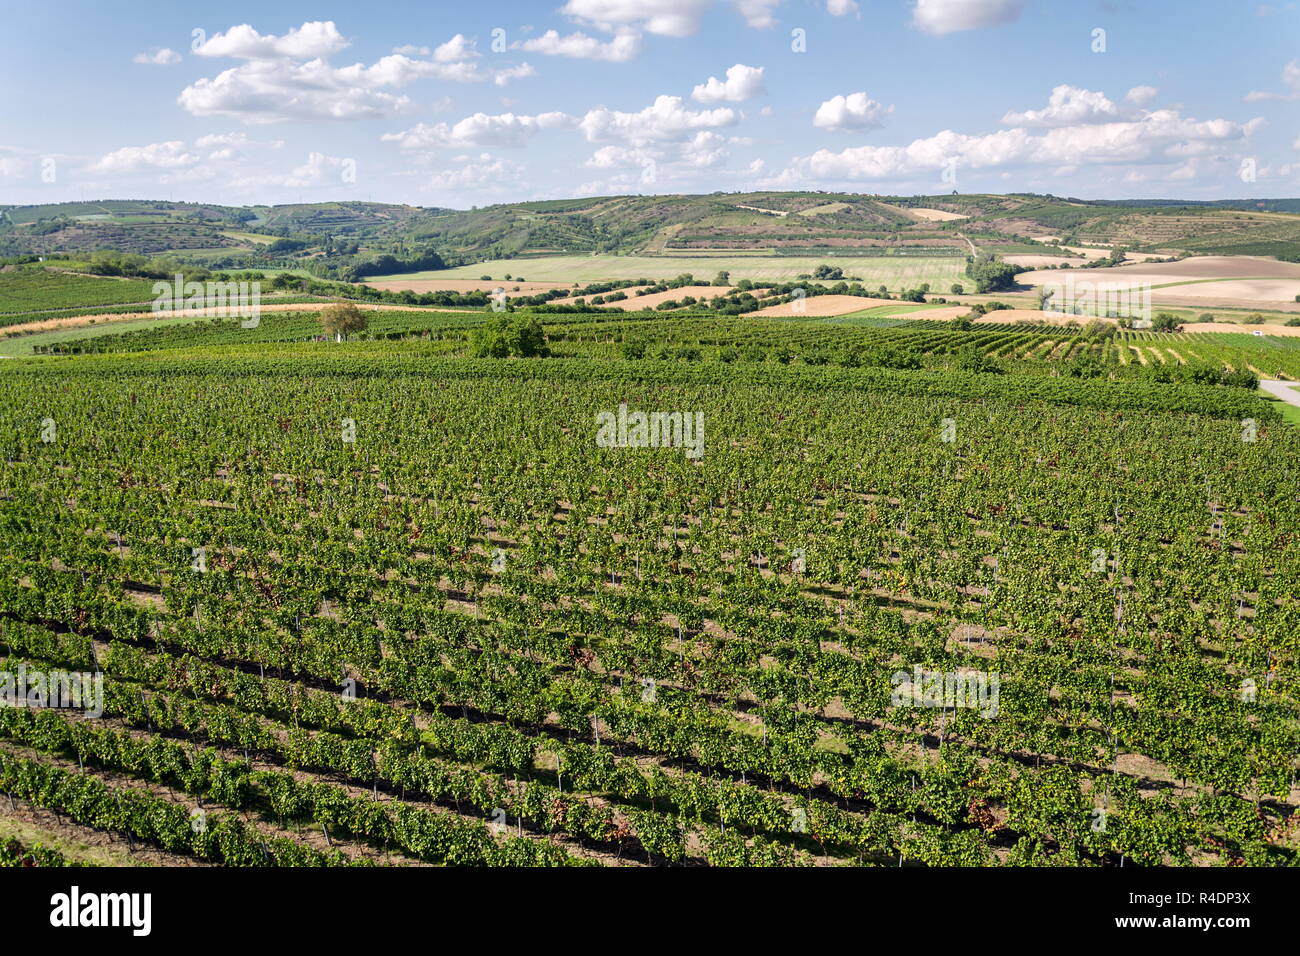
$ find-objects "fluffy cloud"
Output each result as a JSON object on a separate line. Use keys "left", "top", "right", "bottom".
{"left": 519, "top": 30, "right": 642, "bottom": 61}
{"left": 692, "top": 64, "right": 765, "bottom": 103}
{"left": 583, "top": 130, "right": 730, "bottom": 189}
{"left": 813, "top": 92, "right": 891, "bottom": 131}
{"left": 193, "top": 21, "right": 350, "bottom": 59}
{"left": 776, "top": 95, "right": 1251, "bottom": 184}
{"left": 578, "top": 94, "right": 737, "bottom": 145}
{"left": 827, "top": 0, "right": 859, "bottom": 14}
{"left": 560, "top": 0, "right": 713, "bottom": 37}
{"left": 88, "top": 141, "right": 199, "bottom": 173}
{"left": 426, "top": 155, "right": 525, "bottom": 190}
{"left": 133, "top": 48, "right": 181, "bottom": 65}
{"left": 1001, "top": 85, "right": 1121, "bottom": 127}
{"left": 912, "top": 0, "right": 1024, "bottom": 35}
{"left": 180, "top": 27, "right": 531, "bottom": 122}
{"left": 733, "top": 0, "right": 782, "bottom": 28}
{"left": 1126, "top": 85, "right": 1158, "bottom": 106}
{"left": 560, "top": 1, "right": 785, "bottom": 37}
{"left": 283, "top": 152, "right": 355, "bottom": 188}
{"left": 179, "top": 59, "right": 416, "bottom": 122}
{"left": 680, "top": 130, "right": 729, "bottom": 166}
{"left": 382, "top": 112, "right": 575, "bottom": 149}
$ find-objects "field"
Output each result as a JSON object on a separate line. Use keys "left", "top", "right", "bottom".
{"left": 2, "top": 206, "right": 1300, "bottom": 874}
{"left": 1016, "top": 256, "right": 1300, "bottom": 310}
{"left": 0, "top": 314, "right": 1295, "bottom": 870}
{"left": 0, "top": 269, "right": 160, "bottom": 321}
{"left": 382, "top": 254, "right": 969, "bottom": 290}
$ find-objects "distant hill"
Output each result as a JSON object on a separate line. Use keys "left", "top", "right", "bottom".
{"left": 3, "top": 192, "right": 1298, "bottom": 266}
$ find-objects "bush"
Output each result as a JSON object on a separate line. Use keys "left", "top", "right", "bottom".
{"left": 1221, "top": 368, "right": 1259, "bottom": 389}
{"left": 470, "top": 315, "right": 548, "bottom": 358}
{"left": 1151, "top": 312, "right": 1182, "bottom": 333}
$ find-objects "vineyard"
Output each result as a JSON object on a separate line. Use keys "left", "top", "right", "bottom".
{"left": 0, "top": 270, "right": 160, "bottom": 322}
{"left": 0, "top": 317, "right": 1296, "bottom": 868}
{"left": 35, "top": 308, "right": 1300, "bottom": 382}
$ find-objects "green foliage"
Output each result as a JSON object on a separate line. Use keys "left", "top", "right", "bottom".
{"left": 470, "top": 315, "right": 549, "bottom": 358}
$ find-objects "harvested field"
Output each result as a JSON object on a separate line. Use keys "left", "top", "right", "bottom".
{"left": 885, "top": 205, "right": 967, "bottom": 221}
{"left": 1151, "top": 279, "right": 1300, "bottom": 303}
{"left": 1104, "top": 256, "right": 1300, "bottom": 279}
{"left": 1017, "top": 256, "right": 1300, "bottom": 307}
{"left": 0, "top": 301, "right": 430, "bottom": 338}
{"left": 744, "top": 295, "right": 899, "bottom": 318}
{"left": 1183, "top": 322, "right": 1300, "bottom": 337}
{"left": 894, "top": 306, "right": 970, "bottom": 321}
{"left": 552, "top": 285, "right": 728, "bottom": 310}
{"left": 395, "top": 254, "right": 968, "bottom": 289}
{"left": 364, "top": 279, "right": 571, "bottom": 294}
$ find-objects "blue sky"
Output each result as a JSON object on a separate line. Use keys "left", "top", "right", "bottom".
{"left": 2, "top": 0, "right": 1298, "bottom": 207}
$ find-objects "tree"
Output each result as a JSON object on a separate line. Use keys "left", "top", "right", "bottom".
{"left": 713, "top": 271, "right": 731, "bottom": 286}
{"left": 1151, "top": 311, "right": 1182, "bottom": 333}
{"left": 319, "top": 302, "right": 368, "bottom": 342}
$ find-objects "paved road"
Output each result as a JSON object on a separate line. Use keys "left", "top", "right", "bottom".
{"left": 1260, "top": 379, "right": 1300, "bottom": 406}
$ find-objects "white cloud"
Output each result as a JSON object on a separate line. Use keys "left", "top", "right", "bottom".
{"left": 1126, "top": 85, "right": 1158, "bottom": 106}
{"left": 180, "top": 30, "right": 530, "bottom": 123}
{"left": 561, "top": 0, "right": 713, "bottom": 37}
{"left": 583, "top": 129, "right": 730, "bottom": 185}
{"left": 383, "top": 112, "right": 575, "bottom": 149}
{"left": 1245, "top": 58, "right": 1300, "bottom": 101}
{"left": 680, "top": 130, "right": 729, "bottom": 166}
{"left": 88, "top": 141, "right": 199, "bottom": 173}
{"left": 493, "top": 64, "right": 537, "bottom": 86}
{"left": 219, "top": 151, "right": 356, "bottom": 189}
{"left": 776, "top": 101, "right": 1252, "bottom": 184}
{"left": 578, "top": 94, "right": 737, "bottom": 146}
{"left": 585, "top": 145, "right": 655, "bottom": 169}
{"left": 179, "top": 59, "right": 416, "bottom": 123}
{"left": 827, "top": 0, "right": 859, "bottom": 14}
{"left": 912, "top": 0, "right": 1024, "bottom": 35}
{"left": 1001, "top": 85, "right": 1121, "bottom": 127}
{"left": 519, "top": 30, "right": 642, "bottom": 61}
{"left": 733, "top": 0, "right": 782, "bottom": 28}
{"left": 283, "top": 152, "right": 354, "bottom": 188}
{"left": 432, "top": 34, "right": 478, "bottom": 62}
{"left": 133, "top": 48, "right": 181, "bottom": 65}
{"left": 194, "top": 132, "right": 252, "bottom": 149}
{"left": 692, "top": 64, "right": 765, "bottom": 103}
{"left": 813, "top": 92, "right": 891, "bottom": 131}
{"left": 193, "top": 21, "right": 350, "bottom": 59}
{"left": 427, "top": 156, "right": 525, "bottom": 190}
